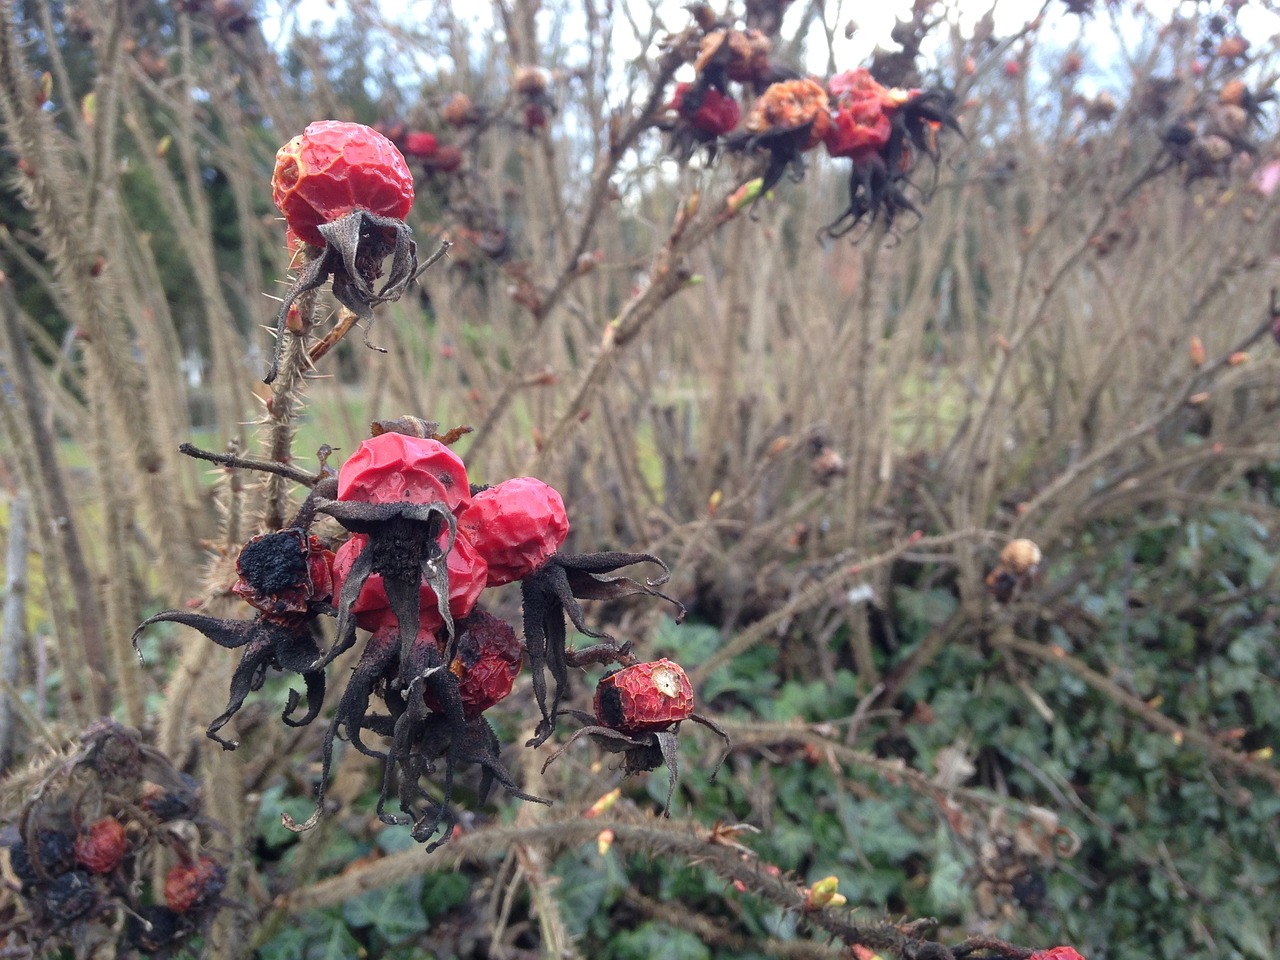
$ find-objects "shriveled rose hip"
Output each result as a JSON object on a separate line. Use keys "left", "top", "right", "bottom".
{"left": 271, "top": 120, "right": 414, "bottom": 248}
{"left": 338, "top": 432, "right": 470, "bottom": 512}
{"left": 423, "top": 609, "right": 524, "bottom": 718}
{"left": 74, "top": 817, "right": 127, "bottom": 875}
{"left": 164, "top": 856, "right": 227, "bottom": 914}
{"left": 594, "top": 659, "right": 695, "bottom": 734}
{"left": 456, "top": 477, "right": 569, "bottom": 586}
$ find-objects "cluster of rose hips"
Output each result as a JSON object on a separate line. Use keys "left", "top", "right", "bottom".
{"left": 136, "top": 420, "right": 728, "bottom": 848}
{"left": 1, "top": 721, "right": 227, "bottom": 957}
{"left": 662, "top": 15, "right": 961, "bottom": 235}
{"left": 374, "top": 121, "right": 464, "bottom": 177}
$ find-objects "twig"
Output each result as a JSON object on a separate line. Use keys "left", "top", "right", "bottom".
{"left": 690, "top": 529, "right": 989, "bottom": 685}
{"left": 993, "top": 626, "right": 1280, "bottom": 791}
{"left": 0, "top": 493, "right": 29, "bottom": 770}
{"left": 280, "top": 811, "right": 1029, "bottom": 960}
{"left": 526, "top": 165, "right": 766, "bottom": 475}
{"left": 177, "top": 443, "right": 320, "bottom": 488}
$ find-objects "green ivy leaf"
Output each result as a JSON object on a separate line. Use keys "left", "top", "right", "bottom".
{"left": 342, "top": 878, "right": 428, "bottom": 943}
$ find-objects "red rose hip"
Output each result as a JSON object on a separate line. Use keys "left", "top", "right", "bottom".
{"left": 74, "top": 817, "right": 127, "bottom": 874}
{"left": 457, "top": 477, "right": 569, "bottom": 586}
{"left": 423, "top": 609, "right": 524, "bottom": 718}
{"left": 671, "top": 83, "right": 741, "bottom": 137}
{"left": 271, "top": 120, "right": 414, "bottom": 248}
{"left": 164, "top": 856, "right": 227, "bottom": 914}
{"left": 338, "top": 432, "right": 470, "bottom": 512}
{"left": 594, "top": 659, "right": 695, "bottom": 734}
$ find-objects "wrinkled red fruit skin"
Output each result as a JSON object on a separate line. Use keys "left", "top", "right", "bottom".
{"left": 1030, "top": 949, "right": 1087, "bottom": 960}
{"left": 164, "top": 856, "right": 227, "bottom": 914}
{"left": 456, "top": 477, "right": 569, "bottom": 586}
{"left": 337, "top": 433, "right": 471, "bottom": 512}
{"left": 824, "top": 104, "right": 892, "bottom": 159}
{"left": 403, "top": 131, "right": 438, "bottom": 158}
{"left": 271, "top": 120, "right": 414, "bottom": 248}
{"left": 74, "top": 817, "right": 127, "bottom": 875}
{"left": 331, "top": 529, "right": 488, "bottom": 633}
{"left": 594, "top": 659, "right": 695, "bottom": 734}
{"left": 423, "top": 609, "right": 524, "bottom": 718}
{"left": 671, "top": 83, "right": 741, "bottom": 136}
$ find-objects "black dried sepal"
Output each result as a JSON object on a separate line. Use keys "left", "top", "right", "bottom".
{"left": 7, "top": 839, "right": 39, "bottom": 889}
{"left": 43, "top": 870, "right": 97, "bottom": 925}
{"left": 132, "top": 610, "right": 326, "bottom": 749}
{"left": 368, "top": 639, "right": 548, "bottom": 849}
{"left": 521, "top": 551, "right": 684, "bottom": 747}
{"left": 237, "top": 530, "right": 310, "bottom": 596}
{"left": 313, "top": 498, "right": 457, "bottom": 676}
{"left": 34, "top": 829, "right": 77, "bottom": 879}
{"left": 723, "top": 122, "right": 815, "bottom": 197}
{"left": 265, "top": 209, "right": 418, "bottom": 384}
{"left": 143, "top": 773, "right": 202, "bottom": 822}
{"left": 125, "top": 904, "right": 186, "bottom": 952}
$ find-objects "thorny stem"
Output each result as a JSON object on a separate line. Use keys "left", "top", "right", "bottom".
{"left": 994, "top": 626, "right": 1280, "bottom": 791}
{"left": 690, "top": 528, "right": 990, "bottom": 685}
{"left": 0, "top": 493, "right": 28, "bottom": 770}
{"left": 262, "top": 243, "right": 323, "bottom": 530}
{"left": 1009, "top": 308, "right": 1278, "bottom": 539}
{"left": 178, "top": 443, "right": 320, "bottom": 488}
{"left": 465, "top": 41, "right": 690, "bottom": 462}
{"left": 280, "top": 812, "right": 1033, "bottom": 960}
{"left": 0, "top": 267, "right": 103, "bottom": 720}
{"left": 952, "top": 156, "right": 1166, "bottom": 523}
{"left": 525, "top": 164, "right": 766, "bottom": 476}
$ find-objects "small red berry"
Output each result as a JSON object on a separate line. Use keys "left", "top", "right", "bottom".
{"left": 271, "top": 120, "right": 414, "bottom": 248}
{"left": 424, "top": 144, "right": 464, "bottom": 173}
{"left": 594, "top": 659, "right": 695, "bottom": 734}
{"left": 164, "top": 856, "right": 226, "bottom": 914}
{"left": 337, "top": 432, "right": 470, "bottom": 512}
{"left": 670, "top": 83, "right": 741, "bottom": 137}
{"left": 456, "top": 477, "right": 569, "bottom": 586}
{"left": 423, "top": 609, "right": 523, "bottom": 718}
{"left": 331, "top": 529, "right": 488, "bottom": 633}
{"left": 74, "top": 817, "right": 127, "bottom": 874}
{"left": 523, "top": 103, "right": 549, "bottom": 131}
{"left": 403, "top": 131, "right": 439, "bottom": 158}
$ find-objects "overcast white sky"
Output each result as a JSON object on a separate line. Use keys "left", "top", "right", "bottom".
{"left": 260, "top": 0, "right": 1280, "bottom": 85}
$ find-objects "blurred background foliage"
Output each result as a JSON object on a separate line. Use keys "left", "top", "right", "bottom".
{"left": 1, "top": 0, "right": 1279, "bottom": 957}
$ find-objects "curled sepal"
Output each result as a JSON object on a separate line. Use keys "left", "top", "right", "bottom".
{"left": 541, "top": 712, "right": 707, "bottom": 817}
{"left": 313, "top": 497, "right": 457, "bottom": 673}
{"left": 265, "top": 209, "right": 418, "bottom": 384}
{"left": 373, "top": 640, "right": 549, "bottom": 850}
{"left": 520, "top": 551, "right": 685, "bottom": 747}
{"left": 134, "top": 610, "right": 325, "bottom": 750}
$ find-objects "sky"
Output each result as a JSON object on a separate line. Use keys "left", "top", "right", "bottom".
{"left": 258, "top": 0, "right": 1280, "bottom": 92}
